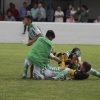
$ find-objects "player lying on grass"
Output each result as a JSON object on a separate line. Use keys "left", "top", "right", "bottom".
{"left": 52, "top": 61, "right": 91, "bottom": 80}
{"left": 53, "top": 48, "right": 100, "bottom": 78}
{"left": 22, "top": 30, "right": 65, "bottom": 79}
{"left": 23, "top": 15, "right": 43, "bottom": 78}
{"left": 33, "top": 50, "right": 90, "bottom": 80}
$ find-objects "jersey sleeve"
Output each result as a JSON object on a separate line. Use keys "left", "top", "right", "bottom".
{"left": 49, "top": 53, "right": 55, "bottom": 59}
{"left": 32, "top": 25, "right": 41, "bottom": 35}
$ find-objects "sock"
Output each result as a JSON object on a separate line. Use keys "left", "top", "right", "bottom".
{"left": 23, "top": 65, "right": 28, "bottom": 74}
{"left": 89, "top": 68, "right": 100, "bottom": 78}
{"left": 54, "top": 68, "right": 71, "bottom": 79}
{"left": 23, "top": 59, "right": 29, "bottom": 74}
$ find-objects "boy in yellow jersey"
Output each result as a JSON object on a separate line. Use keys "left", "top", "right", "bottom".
{"left": 53, "top": 61, "right": 91, "bottom": 80}
{"left": 53, "top": 47, "right": 81, "bottom": 69}
{"left": 54, "top": 47, "right": 100, "bottom": 79}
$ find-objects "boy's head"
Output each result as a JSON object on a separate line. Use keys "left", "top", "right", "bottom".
{"left": 23, "top": 2, "right": 27, "bottom": 8}
{"left": 23, "top": 15, "right": 33, "bottom": 25}
{"left": 7, "top": 11, "right": 12, "bottom": 17}
{"left": 81, "top": 5, "right": 88, "bottom": 11}
{"left": 71, "top": 47, "right": 81, "bottom": 57}
{"left": 46, "top": 30, "right": 55, "bottom": 41}
{"left": 80, "top": 61, "right": 91, "bottom": 73}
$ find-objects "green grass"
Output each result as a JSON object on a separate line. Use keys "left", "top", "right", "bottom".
{"left": 0, "top": 44, "right": 100, "bottom": 100}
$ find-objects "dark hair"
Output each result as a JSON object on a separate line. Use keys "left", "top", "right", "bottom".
{"left": 83, "top": 61, "right": 91, "bottom": 72}
{"left": 24, "top": 15, "right": 33, "bottom": 22}
{"left": 69, "top": 47, "right": 81, "bottom": 59}
{"left": 71, "top": 47, "right": 80, "bottom": 54}
{"left": 23, "top": 2, "right": 27, "bottom": 4}
{"left": 10, "top": 2, "right": 13, "bottom": 6}
{"left": 46, "top": 30, "right": 55, "bottom": 39}
{"left": 82, "top": 5, "right": 88, "bottom": 10}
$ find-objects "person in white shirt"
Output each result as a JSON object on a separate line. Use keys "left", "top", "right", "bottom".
{"left": 54, "top": 6, "right": 64, "bottom": 22}
{"left": 94, "top": 16, "right": 100, "bottom": 23}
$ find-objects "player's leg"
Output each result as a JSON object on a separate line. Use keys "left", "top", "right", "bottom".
{"left": 53, "top": 68, "right": 71, "bottom": 79}
{"left": 89, "top": 68, "right": 100, "bottom": 78}
{"left": 30, "top": 64, "right": 34, "bottom": 78}
{"left": 33, "top": 66, "right": 45, "bottom": 80}
{"left": 22, "top": 59, "right": 32, "bottom": 78}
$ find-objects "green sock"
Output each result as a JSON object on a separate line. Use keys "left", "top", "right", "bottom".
{"left": 23, "top": 63, "right": 29, "bottom": 73}
{"left": 90, "top": 68, "right": 100, "bottom": 78}
{"left": 55, "top": 68, "right": 70, "bottom": 79}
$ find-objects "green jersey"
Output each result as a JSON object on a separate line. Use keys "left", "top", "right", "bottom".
{"left": 80, "top": 11, "right": 88, "bottom": 22}
{"left": 27, "top": 36, "right": 53, "bottom": 73}
{"left": 27, "top": 23, "right": 42, "bottom": 40}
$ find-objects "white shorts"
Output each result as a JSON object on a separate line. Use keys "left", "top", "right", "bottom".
{"left": 44, "top": 69, "right": 59, "bottom": 78}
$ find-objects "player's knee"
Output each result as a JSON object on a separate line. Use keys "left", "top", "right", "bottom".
{"left": 44, "top": 70, "right": 52, "bottom": 78}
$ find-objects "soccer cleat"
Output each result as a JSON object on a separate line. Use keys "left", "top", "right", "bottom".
{"left": 22, "top": 72, "right": 27, "bottom": 79}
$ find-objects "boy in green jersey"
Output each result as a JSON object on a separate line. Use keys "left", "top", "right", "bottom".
{"left": 23, "top": 15, "right": 42, "bottom": 46}
{"left": 22, "top": 30, "right": 59, "bottom": 78}
{"left": 23, "top": 15, "right": 42, "bottom": 78}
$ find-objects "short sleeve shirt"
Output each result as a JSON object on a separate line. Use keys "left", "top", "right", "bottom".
{"left": 27, "top": 23, "right": 42, "bottom": 40}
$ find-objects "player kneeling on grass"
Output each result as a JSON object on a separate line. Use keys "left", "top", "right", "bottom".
{"left": 22, "top": 30, "right": 58, "bottom": 79}
{"left": 53, "top": 61, "right": 91, "bottom": 80}
{"left": 33, "top": 53, "right": 65, "bottom": 80}
{"left": 54, "top": 48, "right": 100, "bottom": 78}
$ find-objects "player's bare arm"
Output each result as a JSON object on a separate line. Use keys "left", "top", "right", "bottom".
{"left": 27, "top": 33, "right": 42, "bottom": 46}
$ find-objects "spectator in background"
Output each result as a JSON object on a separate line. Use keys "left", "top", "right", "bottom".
{"left": 19, "top": 2, "right": 27, "bottom": 21}
{"left": 77, "top": 5, "right": 89, "bottom": 23}
{"left": 47, "top": 4, "right": 54, "bottom": 22}
{"left": 11, "top": 4, "right": 19, "bottom": 20}
{"left": 63, "top": 4, "right": 69, "bottom": 22}
{"left": 66, "top": 5, "right": 73, "bottom": 20}
{"left": 31, "top": 3, "right": 39, "bottom": 21}
{"left": 66, "top": 7, "right": 76, "bottom": 23}
{"left": 0, "top": 13, "right": 4, "bottom": 21}
{"left": 19, "top": 2, "right": 27, "bottom": 34}
{"left": 7, "top": 4, "right": 19, "bottom": 20}
{"left": 5, "top": 11, "right": 15, "bottom": 21}
{"left": 7, "top": 2, "right": 13, "bottom": 13}
{"left": 54, "top": 6, "right": 64, "bottom": 22}
{"left": 38, "top": 3, "right": 46, "bottom": 22}
{"left": 94, "top": 16, "right": 100, "bottom": 23}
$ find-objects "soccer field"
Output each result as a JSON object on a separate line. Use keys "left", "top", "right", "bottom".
{"left": 0, "top": 44, "right": 100, "bottom": 100}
